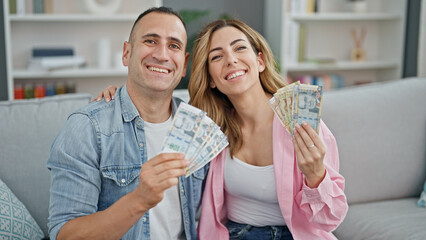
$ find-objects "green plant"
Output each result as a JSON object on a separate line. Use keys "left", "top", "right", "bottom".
{"left": 176, "top": 10, "right": 210, "bottom": 89}
{"left": 176, "top": 10, "right": 230, "bottom": 89}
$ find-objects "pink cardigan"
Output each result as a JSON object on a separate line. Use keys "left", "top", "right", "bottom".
{"left": 198, "top": 116, "right": 348, "bottom": 240}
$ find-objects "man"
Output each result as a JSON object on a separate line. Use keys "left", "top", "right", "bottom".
{"left": 47, "top": 7, "right": 207, "bottom": 239}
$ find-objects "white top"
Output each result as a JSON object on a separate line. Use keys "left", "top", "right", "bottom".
{"left": 144, "top": 115, "right": 184, "bottom": 239}
{"left": 224, "top": 150, "right": 286, "bottom": 227}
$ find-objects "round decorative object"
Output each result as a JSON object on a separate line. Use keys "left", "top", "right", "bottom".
{"left": 83, "top": 0, "right": 123, "bottom": 14}
{"left": 349, "top": 1, "right": 367, "bottom": 13}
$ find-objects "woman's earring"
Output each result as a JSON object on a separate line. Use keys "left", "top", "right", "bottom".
{"left": 259, "top": 66, "right": 264, "bottom": 72}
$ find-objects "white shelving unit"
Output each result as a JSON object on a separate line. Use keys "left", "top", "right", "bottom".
{"left": 13, "top": 68, "right": 128, "bottom": 79}
{"left": 286, "top": 60, "right": 397, "bottom": 72}
{"left": 290, "top": 13, "right": 401, "bottom": 21}
{"left": 8, "top": 14, "right": 138, "bottom": 22}
{"left": 3, "top": 0, "right": 162, "bottom": 100}
{"left": 264, "top": 0, "right": 407, "bottom": 88}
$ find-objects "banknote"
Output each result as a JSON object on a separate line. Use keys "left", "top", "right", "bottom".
{"left": 287, "top": 84, "right": 298, "bottom": 131}
{"left": 268, "top": 96, "right": 286, "bottom": 128}
{"left": 161, "top": 102, "right": 229, "bottom": 178}
{"left": 293, "top": 84, "right": 323, "bottom": 133}
{"left": 270, "top": 82, "right": 323, "bottom": 134}
{"left": 186, "top": 131, "right": 228, "bottom": 176}
{"left": 186, "top": 130, "right": 222, "bottom": 174}
{"left": 161, "top": 102, "right": 205, "bottom": 154}
{"left": 185, "top": 116, "right": 218, "bottom": 161}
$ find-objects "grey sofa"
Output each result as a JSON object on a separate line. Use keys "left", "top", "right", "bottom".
{"left": 1, "top": 79, "right": 425, "bottom": 239}
{"left": 0, "top": 93, "right": 91, "bottom": 238}
{"left": 324, "top": 78, "right": 426, "bottom": 239}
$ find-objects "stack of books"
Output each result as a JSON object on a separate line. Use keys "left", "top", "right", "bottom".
{"left": 28, "top": 47, "right": 86, "bottom": 71}
{"left": 9, "top": 0, "right": 54, "bottom": 14}
{"left": 289, "top": 74, "right": 345, "bottom": 91}
{"left": 14, "top": 81, "right": 76, "bottom": 100}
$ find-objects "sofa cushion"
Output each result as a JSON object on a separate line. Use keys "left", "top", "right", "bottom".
{"left": 322, "top": 78, "right": 426, "bottom": 204}
{"left": 0, "top": 178, "right": 44, "bottom": 239}
{"left": 418, "top": 181, "right": 426, "bottom": 207}
{"left": 334, "top": 198, "right": 426, "bottom": 240}
{"left": 0, "top": 93, "right": 91, "bottom": 236}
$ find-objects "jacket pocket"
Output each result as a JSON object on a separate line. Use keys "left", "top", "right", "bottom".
{"left": 101, "top": 165, "right": 141, "bottom": 187}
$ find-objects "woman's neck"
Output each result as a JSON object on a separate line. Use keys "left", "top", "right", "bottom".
{"left": 228, "top": 84, "right": 274, "bottom": 129}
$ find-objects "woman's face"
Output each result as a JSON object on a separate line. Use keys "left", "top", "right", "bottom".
{"left": 207, "top": 26, "right": 265, "bottom": 97}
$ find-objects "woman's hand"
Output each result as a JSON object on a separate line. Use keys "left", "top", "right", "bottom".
{"left": 91, "top": 85, "right": 119, "bottom": 102}
{"left": 293, "top": 122, "right": 326, "bottom": 188}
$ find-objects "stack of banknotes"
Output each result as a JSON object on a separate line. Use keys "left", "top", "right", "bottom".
{"left": 269, "top": 81, "right": 323, "bottom": 135}
{"left": 161, "top": 102, "right": 229, "bottom": 177}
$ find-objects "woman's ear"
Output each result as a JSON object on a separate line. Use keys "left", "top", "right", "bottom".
{"left": 210, "top": 81, "right": 216, "bottom": 88}
{"left": 257, "top": 52, "right": 265, "bottom": 72}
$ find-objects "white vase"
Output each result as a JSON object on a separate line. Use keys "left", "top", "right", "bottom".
{"left": 350, "top": 1, "right": 367, "bottom": 13}
{"left": 97, "top": 37, "right": 111, "bottom": 69}
{"left": 82, "top": 0, "right": 122, "bottom": 14}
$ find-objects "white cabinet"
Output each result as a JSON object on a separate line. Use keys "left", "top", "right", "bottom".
{"left": 3, "top": 0, "right": 162, "bottom": 100}
{"left": 264, "top": 0, "right": 407, "bottom": 88}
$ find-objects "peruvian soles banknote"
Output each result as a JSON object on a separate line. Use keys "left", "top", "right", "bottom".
{"left": 269, "top": 82, "right": 323, "bottom": 135}
{"left": 161, "top": 102, "right": 229, "bottom": 177}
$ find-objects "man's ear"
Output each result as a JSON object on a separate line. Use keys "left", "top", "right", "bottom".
{"left": 122, "top": 41, "right": 130, "bottom": 66}
{"left": 257, "top": 52, "right": 265, "bottom": 72}
{"left": 182, "top": 52, "right": 190, "bottom": 77}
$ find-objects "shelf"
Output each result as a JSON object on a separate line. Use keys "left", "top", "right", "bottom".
{"left": 290, "top": 13, "right": 402, "bottom": 22}
{"left": 8, "top": 14, "right": 138, "bottom": 22}
{"left": 13, "top": 68, "right": 128, "bottom": 79}
{"left": 286, "top": 61, "right": 398, "bottom": 72}
{"left": 3, "top": 0, "right": 161, "bottom": 100}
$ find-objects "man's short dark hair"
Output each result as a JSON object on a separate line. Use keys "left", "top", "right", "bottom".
{"left": 129, "top": 7, "right": 186, "bottom": 42}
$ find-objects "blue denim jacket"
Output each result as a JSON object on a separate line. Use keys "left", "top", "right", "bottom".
{"left": 47, "top": 85, "right": 208, "bottom": 239}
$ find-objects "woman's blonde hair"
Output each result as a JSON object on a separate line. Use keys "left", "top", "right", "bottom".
{"left": 188, "top": 19, "right": 285, "bottom": 156}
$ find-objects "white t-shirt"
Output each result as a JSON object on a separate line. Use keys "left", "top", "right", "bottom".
{"left": 144, "top": 115, "right": 184, "bottom": 239}
{"left": 224, "top": 150, "right": 286, "bottom": 227}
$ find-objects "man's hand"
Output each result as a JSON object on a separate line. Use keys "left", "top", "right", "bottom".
{"left": 133, "top": 153, "right": 189, "bottom": 211}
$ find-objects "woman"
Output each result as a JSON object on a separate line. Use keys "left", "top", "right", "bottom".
{"left": 189, "top": 19, "right": 347, "bottom": 240}
{"left": 96, "top": 19, "right": 348, "bottom": 240}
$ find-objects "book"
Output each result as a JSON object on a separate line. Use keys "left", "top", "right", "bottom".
{"left": 290, "top": 74, "right": 345, "bottom": 91}
{"left": 28, "top": 56, "right": 86, "bottom": 70}
{"left": 9, "top": 0, "right": 17, "bottom": 14}
{"left": 32, "top": 47, "right": 74, "bottom": 57}
{"left": 33, "top": 0, "right": 44, "bottom": 14}
{"left": 298, "top": 25, "right": 306, "bottom": 62}
{"left": 284, "top": 21, "right": 300, "bottom": 64}
{"left": 16, "top": 0, "right": 25, "bottom": 15}
{"left": 44, "top": 0, "right": 53, "bottom": 13}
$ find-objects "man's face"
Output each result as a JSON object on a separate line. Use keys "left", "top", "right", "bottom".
{"left": 123, "top": 12, "right": 189, "bottom": 94}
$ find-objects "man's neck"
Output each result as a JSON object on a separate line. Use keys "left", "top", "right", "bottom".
{"left": 127, "top": 85, "right": 173, "bottom": 123}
